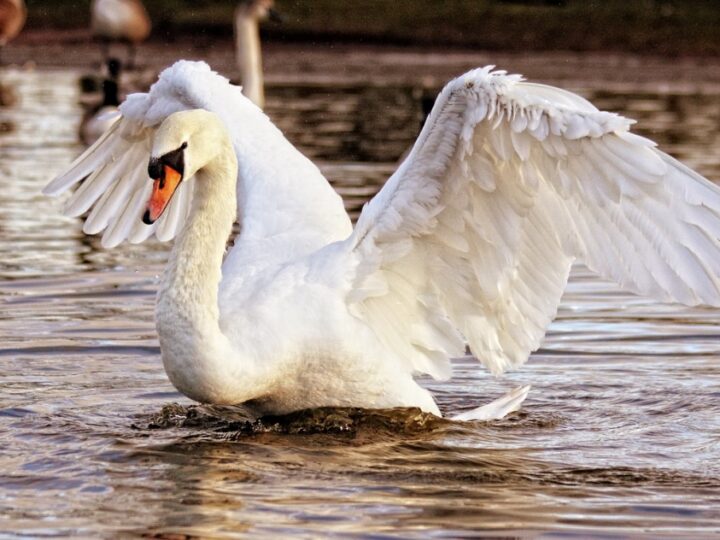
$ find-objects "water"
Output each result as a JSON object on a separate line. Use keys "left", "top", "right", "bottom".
{"left": 1, "top": 67, "right": 720, "bottom": 538}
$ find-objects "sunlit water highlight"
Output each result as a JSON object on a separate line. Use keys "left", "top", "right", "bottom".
{"left": 0, "top": 68, "right": 719, "bottom": 538}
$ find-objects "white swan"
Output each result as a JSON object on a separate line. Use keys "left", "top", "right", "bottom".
{"left": 45, "top": 61, "right": 720, "bottom": 420}
{"left": 234, "top": 0, "right": 276, "bottom": 107}
{"left": 91, "top": 0, "right": 151, "bottom": 69}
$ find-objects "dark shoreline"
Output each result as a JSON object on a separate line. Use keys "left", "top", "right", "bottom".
{"left": 5, "top": 32, "right": 720, "bottom": 95}
{"left": 25, "top": 1, "right": 720, "bottom": 57}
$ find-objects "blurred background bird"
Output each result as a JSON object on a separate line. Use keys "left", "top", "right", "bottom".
{"left": 80, "top": 57, "right": 122, "bottom": 145}
{"left": 91, "top": 0, "right": 150, "bottom": 70}
{"left": 234, "top": 0, "right": 280, "bottom": 108}
{"left": 0, "top": 0, "right": 25, "bottom": 64}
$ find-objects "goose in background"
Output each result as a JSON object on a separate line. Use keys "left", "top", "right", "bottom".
{"left": 234, "top": 0, "right": 280, "bottom": 107}
{"left": 0, "top": 0, "right": 25, "bottom": 64}
{"left": 80, "top": 58, "right": 122, "bottom": 145}
{"left": 44, "top": 61, "right": 720, "bottom": 421}
{"left": 91, "top": 0, "right": 151, "bottom": 70}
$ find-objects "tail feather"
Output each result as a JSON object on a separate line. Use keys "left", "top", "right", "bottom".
{"left": 452, "top": 385, "right": 530, "bottom": 421}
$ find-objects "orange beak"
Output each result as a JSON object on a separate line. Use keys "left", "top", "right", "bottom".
{"left": 143, "top": 165, "right": 182, "bottom": 224}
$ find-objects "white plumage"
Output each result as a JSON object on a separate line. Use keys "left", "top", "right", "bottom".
{"left": 45, "top": 61, "right": 720, "bottom": 419}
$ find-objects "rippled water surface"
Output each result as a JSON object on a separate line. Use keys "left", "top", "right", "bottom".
{"left": 1, "top": 68, "right": 720, "bottom": 538}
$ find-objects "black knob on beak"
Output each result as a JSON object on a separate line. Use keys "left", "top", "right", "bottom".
{"left": 148, "top": 158, "right": 162, "bottom": 180}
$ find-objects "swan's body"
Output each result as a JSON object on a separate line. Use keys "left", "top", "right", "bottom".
{"left": 91, "top": 0, "right": 151, "bottom": 68}
{"left": 0, "top": 0, "right": 25, "bottom": 50}
{"left": 234, "top": 0, "right": 275, "bottom": 107}
{"left": 46, "top": 61, "right": 720, "bottom": 418}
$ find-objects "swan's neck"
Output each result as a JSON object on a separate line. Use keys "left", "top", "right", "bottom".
{"left": 234, "top": 11, "right": 264, "bottom": 108}
{"left": 157, "top": 146, "right": 253, "bottom": 404}
{"left": 160, "top": 162, "right": 234, "bottom": 330}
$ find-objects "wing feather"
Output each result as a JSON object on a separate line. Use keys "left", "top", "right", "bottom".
{"left": 44, "top": 61, "right": 221, "bottom": 248}
{"left": 44, "top": 121, "right": 123, "bottom": 197}
{"left": 63, "top": 164, "right": 111, "bottom": 218}
{"left": 344, "top": 66, "right": 720, "bottom": 377}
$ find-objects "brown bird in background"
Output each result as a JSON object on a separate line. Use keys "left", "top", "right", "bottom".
{"left": 91, "top": 0, "right": 151, "bottom": 70}
{"left": 0, "top": 0, "right": 26, "bottom": 63}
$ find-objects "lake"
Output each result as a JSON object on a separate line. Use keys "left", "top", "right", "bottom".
{"left": 0, "top": 66, "right": 719, "bottom": 538}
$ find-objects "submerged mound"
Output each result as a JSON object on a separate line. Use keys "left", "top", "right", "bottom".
{"left": 137, "top": 402, "right": 448, "bottom": 438}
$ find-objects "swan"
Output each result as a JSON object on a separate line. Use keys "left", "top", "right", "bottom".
{"left": 234, "top": 0, "right": 277, "bottom": 107}
{"left": 0, "top": 0, "right": 25, "bottom": 62}
{"left": 45, "top": 61, "right": 720, "bottom": 420}
{"left": 91, "top": 0, "right": 151, "bottom": 70}
{"left": 80, "top": 58, "right": 122, "bottom": 145}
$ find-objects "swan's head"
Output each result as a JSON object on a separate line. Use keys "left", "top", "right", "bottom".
{"left": 144, "top": 109, "right": 228, "bottom": 224}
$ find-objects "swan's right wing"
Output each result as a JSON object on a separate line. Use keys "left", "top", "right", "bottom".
{"left": 342, "top": 67, "right": 720, "bottom": 380}
{"left": 44, "top": 61, "right": 231, "bottom": 248}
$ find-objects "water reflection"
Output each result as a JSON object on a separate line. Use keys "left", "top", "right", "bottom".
{"left": 120, "top": 415, "right": 560, "bottom": 537}
{"left": 1, "top": 68, "right": 720, "bottom": 537}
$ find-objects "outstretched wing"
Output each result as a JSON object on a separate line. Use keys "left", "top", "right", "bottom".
{"left": 345, "top": 66, "right": 720, "bottom": 379}
{"left": 44, "top": 61, "right": 232, "bottom": 248}
{"left": 46, "top": 60, "right": 352, "bottom": 256}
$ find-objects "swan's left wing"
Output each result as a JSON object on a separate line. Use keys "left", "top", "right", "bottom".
{"left": 43, "top": 62, "right": 231, "bottom": 248}
{"left": 45, "top": 115, "right": 191, "bottom": 248}
{"left": 343, "top": 67, "right": 720, "bottom": 380}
